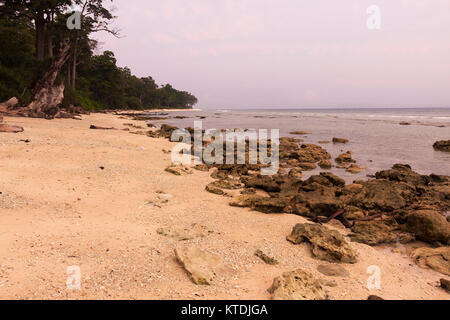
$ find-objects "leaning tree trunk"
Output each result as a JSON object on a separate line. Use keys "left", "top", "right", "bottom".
{"left": 24, "top": 38, "right": 71, "bottom": 119}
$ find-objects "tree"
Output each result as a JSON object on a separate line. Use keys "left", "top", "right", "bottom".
{"left": 0, "top": 0, "right": 72, "bottom": 61}
{"left": 69, "top": 0, "right": 118, "bottom": 89}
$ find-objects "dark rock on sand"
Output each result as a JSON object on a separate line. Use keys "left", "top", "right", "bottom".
{"left": 412, "top": 247, "right": 450, "bottom": 276}
{"left": 194, "top": 164, "right": 210, "bottom": 172}
{"left": 349, "top": 179, "right": 411, "bottom": 212}
{"left": 333, "top": 137, "right": 349, "bottom": 144}
{"left": 406, "top": 210, "right": 450, "bottom": 244}
{"left": 440, "top": 279, "right": 450, "bottom": 293}
{"left": 335, "top": 151, "right": 356, "bottom": 164}
{"left": 349, "top": 220, "right": 415, "bottom": 246}
{"left": 255, "top": 250, "right": 279, "bottom": 265}
{"left": 230, "top": 195, "right": 288, "bottom": 213}
{"left": 433, "top": 140, "right": 450, "bottom": 152}
{"left": 375, "top": 164, "right": 429, "bottom": 186}
{"left": 206, "top": 183, "right": 227, "bottom": 196}
{"left": 346, "top": 164, "right": 364, "bottom": 174}
{"left": 287, "top": 223, "right": 357, "bottom": 264}
{"left": 211, "top": 179, "right": 243, "bottom": 190}
{"left": 319, "top": 160, "right": 332, "bottom": 169}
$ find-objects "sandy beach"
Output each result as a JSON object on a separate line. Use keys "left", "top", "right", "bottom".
{"left": 0, "top": 114, "right": 448, "bottom": 300}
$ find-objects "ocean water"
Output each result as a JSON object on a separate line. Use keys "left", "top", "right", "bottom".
{"left": 147, "top": 108, "right": 450, "bottom": 182}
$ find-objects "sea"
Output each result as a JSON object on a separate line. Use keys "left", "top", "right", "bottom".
{"left": 146, "top": 108, "right": 450, "bottom": 182}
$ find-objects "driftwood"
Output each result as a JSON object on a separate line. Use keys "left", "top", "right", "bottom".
{"left": 90, "top": 125, "right": 117, "bottom": 130}
{"left": 2, "top": 39, "right": 80, "bottom": 120}
{"left": 0, "top": 115, "right": 24, "bottom": 133}
{"left": 0, "top": 123, "right": 24, "bottom": 133}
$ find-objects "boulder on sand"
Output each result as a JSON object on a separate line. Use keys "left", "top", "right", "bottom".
{"left": 165, "top": 165, "right": 193, "bottom": 176}
{"left": 412, "top": 247, "right": 450, "bottom": 276}
{"left": 335, "top": 151, "right": 356, "bottom": 164}
{"left": 406, "top": 210, "right": 450, "bottom": 244}
{"left": 349, "top": 220, "right": 415, "bottom": 246}
{"left": 175, "top": 247, "right": 223, "bottom": 285}
{"left": 440, "top": 279, "right": 450, "bottom": 293}
{"left": 287, "top": 223, "right": 357, "bottom": 264}
{"left": 268, "top": 269, "right": 328, "bottom": 300}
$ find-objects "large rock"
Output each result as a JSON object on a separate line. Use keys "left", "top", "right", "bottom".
{"left": 350, "top": 179, "right": 411, "bottom": 212}
{"left": 433, "top": 140, "right": 450, "bottom": 152}
{"left": 406, "top": 210, "right": 450, "bottom": 244}
{"left": 375, "top": 164, "right": 429, "bottom": 187}
{"left": 175, "top": 247, "right": 223, "bottom": 285}
{"left": 350, "top": 221, "right": 415, "bottom": 246}
{"left": 230, "top": 195, "right": 288, "bottom": 214}
{"left": 287, "top": 223, "right": 357, "bottom": 264}
{"left": 412, "top": 247, "right": 450, "bottom": 276}
{"left": 440, "top": 279, "right": 450, "bottom": 293}
{"left": 268, "top": 269, "right": 328, "bottom": 300}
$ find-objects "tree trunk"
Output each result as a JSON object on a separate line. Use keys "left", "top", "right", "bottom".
{"left": 35, "top": 13, "right": 46, "bottom": 61}
{"left": 72, "top": 33, "right": 79, "bottom": 90}
{"left": 67, "top": 60, "right": 71, "bottom": 86}
{"left": 22, "top": 39, "right": 72, "bottom": 119}
{"left": 47, "top": 19, "right": 54, "bottom": 58}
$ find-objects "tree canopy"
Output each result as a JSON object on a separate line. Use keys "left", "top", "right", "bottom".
{"left": 0, "top": 0, "right": 198, "bottom": 110}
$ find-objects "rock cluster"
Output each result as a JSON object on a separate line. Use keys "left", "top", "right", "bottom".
{"left": 151, "top": 123, "right": 450, "bottom": 279}
{"left": 433, "top": 140, "right": 450, "bottom": 152}
{"left": 287, "top": 223, "right": 357, "bottom": 264}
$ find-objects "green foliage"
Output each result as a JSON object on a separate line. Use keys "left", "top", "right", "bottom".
{"left": 0, "top": 1, "right": 198, "bottom": 109}
{"left": 0, "top": 15, "right": 36, "bottom": 102}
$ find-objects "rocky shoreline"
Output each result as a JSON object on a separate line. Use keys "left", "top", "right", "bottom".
{"left": 125, "top": 116, "right": 450, "bottom": 299}
{"left": 0, "top": 113, "right": 448, "bottom": 300}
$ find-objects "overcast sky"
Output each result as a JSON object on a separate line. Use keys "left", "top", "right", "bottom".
{"left": 95, "top": 0, "right": 450, "bottom": 109}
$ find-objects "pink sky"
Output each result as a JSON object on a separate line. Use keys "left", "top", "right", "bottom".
{"left": 95, "top": 0, "right": 450, "bottom": 109}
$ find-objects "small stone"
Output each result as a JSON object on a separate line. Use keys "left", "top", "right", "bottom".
{"left": 317, "top": 264, "right": 350, "bottom": 277}
{"left": 255, "top": 250, "right": 278, "bottom": 265}
{"left": 332, "top": 137, "right": 349, "bottom": 144}
{"left": 440, "top": 279, "right": 450, "bottom": 293}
